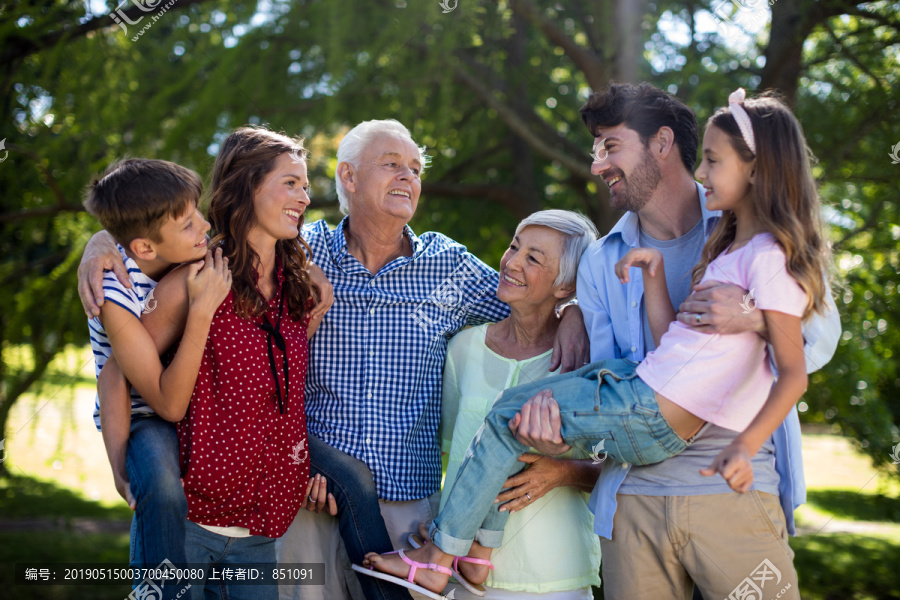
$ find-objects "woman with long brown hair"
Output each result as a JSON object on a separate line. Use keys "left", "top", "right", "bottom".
{"left": 139, "top": 126, "right": 321, "bottom": 600}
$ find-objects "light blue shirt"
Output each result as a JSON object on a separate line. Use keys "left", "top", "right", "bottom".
{"left": 578, "top": 182, "right": 841, "bottom": 538}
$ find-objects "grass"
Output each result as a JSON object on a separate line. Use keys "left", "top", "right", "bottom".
{"left": 792, "top": 534, "right": 900, "bottom": 600}
{"left": 0, "top": 474, "right": 132, "bottom": 520}
{"left": 1, "top": 532, "right": 132, "bottom": 600}
{"left": 0, "top": 475, "right": 131, "bottom": 600}
{"left": 806, "top": 490, "right": 900, "bottom": 524}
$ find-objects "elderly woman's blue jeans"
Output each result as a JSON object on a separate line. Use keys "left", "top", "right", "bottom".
{"left": 429, "top": 359, "right": 689, "bottom": 557}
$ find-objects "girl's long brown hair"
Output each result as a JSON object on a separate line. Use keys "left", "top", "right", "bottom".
{"left": 691, "top": 93, "right": 831, "bottom": 319}
{"left": 206, "top": 126, "right": 318, "bottom": 321}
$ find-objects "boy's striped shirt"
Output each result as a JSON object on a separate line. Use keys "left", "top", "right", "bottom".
{"left": 88, "top": 244, "right": 158, "bottom": 430}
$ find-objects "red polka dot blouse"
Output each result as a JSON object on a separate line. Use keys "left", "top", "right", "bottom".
{"left": 177, "top": 265, "right": 310, "bottom": 538}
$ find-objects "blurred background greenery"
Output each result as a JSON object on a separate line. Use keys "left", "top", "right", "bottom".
{"left": 1, "top": 0, "right": 899, "bottom": 598}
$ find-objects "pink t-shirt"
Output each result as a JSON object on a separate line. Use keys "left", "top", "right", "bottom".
{"left": 636, "top": 233, "right": 807, "bottom": 432}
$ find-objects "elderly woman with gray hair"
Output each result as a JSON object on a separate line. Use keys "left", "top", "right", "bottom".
{"left": 360, "top": 210, "right": 602, "bottom": 599}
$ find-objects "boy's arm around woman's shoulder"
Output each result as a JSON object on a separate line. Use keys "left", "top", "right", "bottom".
{"left": 104, "top": 250, "right": 230, "bottom": 423}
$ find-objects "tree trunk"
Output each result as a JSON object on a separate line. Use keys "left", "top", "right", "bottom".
{"left": 761, "top": 0, "right": 861, "bottom": 104}
{"left": 614, "top": 0, "right": 648, "bottom": 83}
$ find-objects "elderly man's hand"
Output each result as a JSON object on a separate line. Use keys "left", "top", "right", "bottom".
{"left": 78, "top": 231, "right": 127, "bottom": 317}
{"left": 509, "top": 390, "right": 571, "bottom": 455}
{"left": 550, "top": 305, "right": 589, "bottom": 373}
{"left": 676, "top": 281, "right": 766, "bottom": 337}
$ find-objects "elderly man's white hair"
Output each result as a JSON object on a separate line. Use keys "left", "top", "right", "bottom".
{"left": 335, "top": 119, "right": 431, "bottom": 215}
{"left": 514, "top": 209, "right": 599, "bottom": 293}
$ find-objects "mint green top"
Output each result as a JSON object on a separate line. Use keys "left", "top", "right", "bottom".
{"left": 440, "top": 324, "right": 602, "bottom": 593}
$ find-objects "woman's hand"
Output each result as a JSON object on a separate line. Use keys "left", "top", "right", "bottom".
{"left": 300, "top": 474, "right": 338, "bottom": 516}
{"left": 615, "top": 247, "right": 664, "bottom": 283}
{"left": 495, "top": 454, "right": 566, "bottom": 513}
{"left": 186, "top": 248, "right": 232, "bottom": 319}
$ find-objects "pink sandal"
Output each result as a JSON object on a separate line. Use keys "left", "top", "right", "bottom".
{"left": 352, "top": 549, "right": 453, "bottom": 600}
{"left": 409, "top": 533, "right": 494, "bottom": 597}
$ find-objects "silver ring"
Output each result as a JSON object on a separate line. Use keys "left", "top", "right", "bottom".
{"left": 695, "top": 313, "right": 702, "bottom": 325}
{"left": 310, "top": 496, "right": 317, "bottom": 502}
{"left": 525, "top": 492, "right": 532, "bottom": 501}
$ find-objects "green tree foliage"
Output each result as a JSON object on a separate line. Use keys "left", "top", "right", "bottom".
{"left": 0, "top": 0, "right": 898, "bottom": 473}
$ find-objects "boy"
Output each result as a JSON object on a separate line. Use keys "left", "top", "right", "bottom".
{"left": 83, "top": 158, "right": 231, "bottom": 588}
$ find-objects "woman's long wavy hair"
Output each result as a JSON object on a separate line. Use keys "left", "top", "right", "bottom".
{"left": 206, "top": 126, "right": 318, "bottom": 321}
{"left": 691, "top": 93, "right": 831, "bottom": 320}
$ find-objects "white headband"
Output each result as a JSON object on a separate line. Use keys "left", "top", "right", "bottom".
{"left": 728, "top": 88, "right": 756, "bottom": 154}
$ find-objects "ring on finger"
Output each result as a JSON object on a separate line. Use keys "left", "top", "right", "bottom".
{"left": 695, "top": 313, "right": 702, "bottom": 325}
{"left": 525, "top": 492, "right": 532, "bottom": 501}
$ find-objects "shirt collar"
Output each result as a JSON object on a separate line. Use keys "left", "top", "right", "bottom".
{"left": 600, "top": 181, "right": 721, "bottom": 248}
{"left": 330, "top": 216, "right": 425, "bottom": 266}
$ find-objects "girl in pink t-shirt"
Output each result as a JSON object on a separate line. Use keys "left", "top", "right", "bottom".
{"left": 621, "top": 88, "right": 833, "bottom": 490}
{"left": 360, "top": 90, "right": 834, "bottom": 599}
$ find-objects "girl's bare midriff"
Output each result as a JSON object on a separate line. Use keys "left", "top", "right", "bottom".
{"left": 656, "top": 393, "right": 706, "bottom": 442}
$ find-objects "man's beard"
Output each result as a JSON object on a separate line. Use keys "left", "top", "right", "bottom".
{"left": 608, "top": 147, "right": 662, "bottom": 213}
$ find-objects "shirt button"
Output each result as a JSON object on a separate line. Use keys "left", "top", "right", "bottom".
{"left": 370, "top": 308, "right": 376, "bottom": 315}
{"left": 367, "top": 393, "right": 372, "bottom": 399}
{"left": 631, "top": 301, "right": 637, "bottom": 308}
{"left": 631, "top": 346, "right": 637, "bottom": 353}
{"left": 365, "top": 438, "right": 371, "bottom": 445}
{"left": 622, "top": 462, "right": 630, "bottom": 469}
{"left": 369, "top": 351, "right": 375, "bottom": 357}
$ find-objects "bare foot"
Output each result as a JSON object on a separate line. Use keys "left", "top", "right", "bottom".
{"left": 414, "top": 522, "right": 431, "bottom": 545}
{"left": 362, "top": 544, "right": 453, "bottom": 594}
{"left": 455, "top": 541, "right": 494, "bottom": 585}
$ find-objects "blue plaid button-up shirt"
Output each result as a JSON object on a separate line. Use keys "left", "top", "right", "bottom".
{"left": 302, "top": 218, "right": 510, "bottom": 501}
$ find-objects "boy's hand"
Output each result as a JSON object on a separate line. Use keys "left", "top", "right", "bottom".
{"left": 186, "top": 248, "right": 232, "bottom": 318}
{"left": 701, "top": 440, "right": 754, "bottom": 493}
{"left": 615, "top": 247, "right": 664, "bottom": 283}
{"left": 78, "top": 231, "right": 127, "bottom": 317}
{"left": 114, "top": 474, "right": 137, "bottom": 510}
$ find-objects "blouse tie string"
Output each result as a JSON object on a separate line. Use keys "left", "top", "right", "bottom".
{"left": 258, "top": 287, "right": 289, "bottom": 414}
